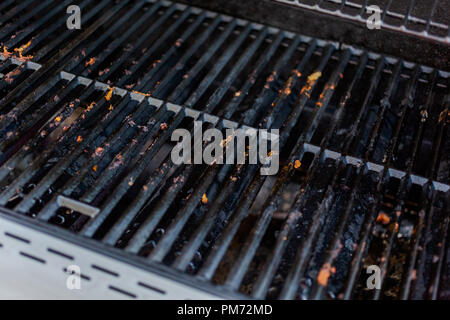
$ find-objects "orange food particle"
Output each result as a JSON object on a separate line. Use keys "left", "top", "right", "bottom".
{"left": 14, "top": 40, "right": 32, "bottom": 59}
{"left": 92, "top": 165, "right": 98, "bottom": 172}
{"left": 105, "top": 87, "right": 115, "bottom": 101}
{"left": 55, "top": 116, "right": 62, "bottom": 122}
{"left": 201, "top": 193, "right": 208, "bottom": 204}
{"left": 4, "top": 69, "right": 21, "bottom": 84}
{"left": 2, "top": 46, "right": 12, "bottom": 58}
{"left": 109, "top": 104, "right": 114, "bottom": 111}
{"left": 76, "top": 135, "right": 83, "bottom": 143}
{"left": 132, "top": 90, "right": 151, "bottom": 97}
{"left": 94, "top": 147, "right": 104, "bottom": 157}
{"left": 85, "top": 57, "right": 96, "bottom": 67}
{"left": 376, "top": 212, "right": 390, "bottom": 225}
{"left": 294, "top": 160, "right": 302, "bottom": 169}
{"left": 317, "top": 263, "right": 335, "bottom": 286}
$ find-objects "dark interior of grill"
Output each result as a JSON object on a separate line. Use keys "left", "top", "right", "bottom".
{"left": 0, "top": 0, "right": 449, "bottom": 300}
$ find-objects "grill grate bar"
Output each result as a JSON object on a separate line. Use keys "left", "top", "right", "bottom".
{"left": 0, "top": 0, "right": 124, "bottom": 111}
{"left": 200, "top": 26, "right": 269, "bottom": 114}
{"left": 344, "top": 92, "right": 447, "bottom": 301}
{"left": 429, "top": 213, "right": 449, "bottom": 299}
{"left": 137, "top": 11, "right": 209, "bottom": 94}
{"left": 63, "top": 2, "right": 147, "bottom": 75}
{"left": 399, "top": 186, "right": 434, "bottom": 299}
{"left": 0, "top": 0, "right": 15, "bottom": 13}
{"left": 36, "top": 99, "right": 166, "bottom": 221}
{"left": 169, "top": 37, "right": 317, "bottom": 275}
{"left": 148, "top": 14, "right": 223, "bottom": 99}
{"left": 2, "top": 0, "right": 89, "bottom": 51}
{"left": 79, "top": 107, "right": 173, "bottom": 205}
{"left": 278, "top": 57, "right": 407, "bottom": 299}
{"left": 31, "top": 0, "right": 108, "bottom": 63}
{"left": 3, "top": 82, "right": 103, "bottom": 210}
{"left": 0, "top": 0, "right": 61, "bottom": 45}
{"left": 193, "top": 42, "right": 329, "bottom": 282}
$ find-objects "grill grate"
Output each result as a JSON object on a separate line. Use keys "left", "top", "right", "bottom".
{"left": 0, "top": 0, "right": 449, "bottom": 300}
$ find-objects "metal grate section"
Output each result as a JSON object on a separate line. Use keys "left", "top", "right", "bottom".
{"left": 273, "top": 0, "right": 450, "bottom": 43}
{"left": 0, "top": 0, "right": 449, "bottom": 300}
